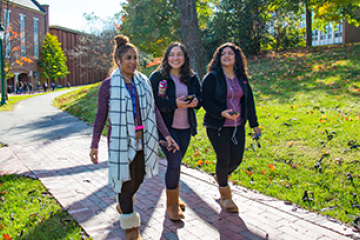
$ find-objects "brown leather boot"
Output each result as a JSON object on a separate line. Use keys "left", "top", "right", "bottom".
{"left": 177, "top": 183, "right": 186, "bottom": 211}
{"left": 166, "top": 186, "right": 185, "bottom": 220}
{"left": 219, "top": 186, "right": 239, "bottom": 213}
{"left": 120, "top": 212, "right": 142, "bottom": 240}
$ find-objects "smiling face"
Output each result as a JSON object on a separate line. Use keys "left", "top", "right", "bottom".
{"left": 119, "top": 48, "right": 137, "bottom": 76}
{"left": 220, "top": 47, "right": 236, "bottom": 68}
{"left": 167, "top": 46, "right": 185, "bottom": 70}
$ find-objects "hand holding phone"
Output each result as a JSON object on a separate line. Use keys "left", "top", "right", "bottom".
{"left": 185, "top": 94, "right": 195, "bottom": 102}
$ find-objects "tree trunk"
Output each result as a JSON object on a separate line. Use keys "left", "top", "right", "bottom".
{"left": 305, "top": 2, "right": 312, "bottom": 47}
{"left": 175, "top": 0, "right": 206, "bottom": 79}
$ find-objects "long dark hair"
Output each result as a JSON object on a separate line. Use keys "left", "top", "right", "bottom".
{"left": 157, "top": 42, "right": 193, "bottom": 84}
{"left": 109, "top": 34, "right": 138, "bottom": 76}
{"left": 207, "top": 42, "right": 250, "bottom": 79}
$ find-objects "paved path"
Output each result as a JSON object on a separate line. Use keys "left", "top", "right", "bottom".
{"left": 0, "top": 91, "right": 358, "bottom": 240}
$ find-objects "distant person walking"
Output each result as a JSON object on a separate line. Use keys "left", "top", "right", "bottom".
{"left": 149, "top": 42, "right": 202, "bottom": 220}
{"left": 42, "top": 81, "right": 48, "bottom": 92}
{"left": 202, "top": 42, "right": 261, "bottom": 213}
{"left": 37, "top": 81, "right": 41, "bottom": 93}
{"left": 28, "top": 82, "right": 33, "bottom": 94}
{"left": 51, "top": 82, "right": 55, "bottom": 91}
{"left": 66, "top": 81, "right": 71, "bottom": 88}
{"left": 89, "top": 34, "right": 178, "bottom": 240}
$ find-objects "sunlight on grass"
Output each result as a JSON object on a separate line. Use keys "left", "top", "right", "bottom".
{"left": 0, "top": 174, "right": 91, "bottom": 240}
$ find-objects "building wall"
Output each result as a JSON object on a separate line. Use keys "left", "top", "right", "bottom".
{"left": 2, "top": 1, "right": 48, "bottom": 92}
{"left": 49, "top": 26, "right": 108, "bottom": 87}
{"left": 343, "top": 22, "right": 360, "bottom": 44}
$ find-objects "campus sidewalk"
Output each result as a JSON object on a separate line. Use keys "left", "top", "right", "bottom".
{"left": 0, "top": 91, "right": 358, "bottom": 240}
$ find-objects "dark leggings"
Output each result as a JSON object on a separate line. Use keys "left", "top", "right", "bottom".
{"left": 206, "top": 126, "right": 245, "bottom": 187}
{"left": 118, "top": 151, "right": 145, "bottom": 214}
{"left": 160, "top": 128, "right": 191, "bottom": 190}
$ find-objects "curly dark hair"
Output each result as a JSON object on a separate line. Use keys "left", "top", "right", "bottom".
{"left": 207, "top": 42, "right": 250, "bottom": 79}
{"left": 157, "top": 42, "right": 193, "bottom": 84}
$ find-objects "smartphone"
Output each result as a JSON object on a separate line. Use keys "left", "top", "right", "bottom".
{"left": 185, "top": 94, "right": 196, "bottom": 101}
{"left": 228, "top": 111, "right": 239, "bottom": 115}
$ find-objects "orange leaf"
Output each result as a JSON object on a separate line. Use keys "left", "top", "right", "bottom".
{"left": 205, "top": 160, "right": 210, "bottom": 164}
{"left": 197, "top": 160, "right": 203, "bottom": 166}
{"left": 3, "top": 234, "right": 12, "bottom": 240}
{"left": 261, "top": 170, "right": 266, "bottom": 175}
{"left": 286, "top": 141, "right": 293, "bottom": 147}
{"left": 0, "top": 223, "right": 4, "bottom": 230}
{"left": 246, "top": 171, "right": 253, "bottom": 176}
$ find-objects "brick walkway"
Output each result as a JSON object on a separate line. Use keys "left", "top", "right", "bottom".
{"left": 0, "top": 135, "right": 358, "bottom": 240}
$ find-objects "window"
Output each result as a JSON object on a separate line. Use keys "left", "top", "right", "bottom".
{"left": 327, "top": 25, "right": 332, "bottom": 39}
{"left": 3, "top": 9, "right": 11, "bottom": 57}
{"left": 34, "top": 18, "right": 39, "bottom": 59}
{"left": 20, "top": 14, "right": 26, "bottom": 57}
{"left": 312, "top": 30, "right": 318, "bottom": 41}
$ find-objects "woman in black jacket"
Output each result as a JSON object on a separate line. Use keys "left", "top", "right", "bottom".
{"left": 202, "top": 42, "right": 261, "bottom": 213}
{"left": 149, "top": 42, "right": 201, "bottom": 220}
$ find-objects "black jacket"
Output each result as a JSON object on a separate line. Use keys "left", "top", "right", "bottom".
{"left": 149, "top": 70, "right": 202, "bottom": 136}
{"left": 202, "top": 69, "right": 259, "bottom": 130}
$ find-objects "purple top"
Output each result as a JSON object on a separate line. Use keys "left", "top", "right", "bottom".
{"left": 223, "top": 76, "right": 244, "bottom": 127}
{"left": 171, "top": 74, "right": 190, "bottom": 129}
{"left": 90, "top": 78, "right": 170, "bottom": 148}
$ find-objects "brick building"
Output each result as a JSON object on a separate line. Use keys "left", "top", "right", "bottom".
{"left": 49, "top": 25, "right": 108, "bottom": 87}
{"left": 1, "top": 0, "right": 49, "bottom": 93}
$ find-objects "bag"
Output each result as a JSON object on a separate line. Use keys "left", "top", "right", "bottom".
{"left": 134, "top": 125, "right": 144, "bottom": 151}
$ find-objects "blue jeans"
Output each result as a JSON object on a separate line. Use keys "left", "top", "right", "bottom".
{"left": 160, "top": 128, "right": 191, "bottom": 190}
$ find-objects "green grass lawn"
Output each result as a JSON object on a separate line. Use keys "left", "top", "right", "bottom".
{"left": 54, "top": 44, "right": 360, "bottom": 225}
{"left": 0, "top": 174, "right": 91, "bottom": 240}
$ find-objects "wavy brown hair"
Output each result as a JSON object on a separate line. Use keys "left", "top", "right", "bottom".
{"left": 108, "top": 34, "right": 139, "bottom": 76}
{"left": 207, "top": 42, "right": 250, "bottom": 79}
{"left": 157, "top": 42, "right": 193, "bottom": 84}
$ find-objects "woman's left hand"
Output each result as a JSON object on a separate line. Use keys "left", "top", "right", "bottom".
{"left": 253, "top": 127, "right": 261, "bottom": 138}
{"left": 187, "top": 97, "right": 198, "bottom": 108}
{"left": 165, "top": 135, "right": 180, "bottom": 152}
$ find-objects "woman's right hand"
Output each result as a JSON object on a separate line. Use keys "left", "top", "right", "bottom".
{"left": 176, "top": 96, "right": 190, "bottom": 109}
{"left": 221, "top": 109, "right": 240, "bottom": 120}
{"left": 89, "top": 148, "right": 99, "bottom": 165}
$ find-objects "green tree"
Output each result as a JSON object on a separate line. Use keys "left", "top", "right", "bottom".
{"left": 268, "top": 0, "right": 360, "bottom": 47}
{"left": 38, "top": 33, "right": 69, "bottom": 82}
{"left": 204, "top": 0, "right": 269, "bottom": 58}
{"left": 120, "top": 0, "right": 181, "bottom": 57}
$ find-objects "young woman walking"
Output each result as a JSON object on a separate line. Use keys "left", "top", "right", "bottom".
{"left": 149, "top": 42, "right": 201, "bottom": 220}
{"left": 89, "top": 35, "right": 178, "bottom": 240}
{"left": 202, "top": 42, "right": 261, "bottom": 213}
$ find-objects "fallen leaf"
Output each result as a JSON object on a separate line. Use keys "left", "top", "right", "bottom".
{"left": 3, "top": 234, "right": 12, "bottom": 240}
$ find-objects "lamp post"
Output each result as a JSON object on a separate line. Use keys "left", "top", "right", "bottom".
{"left": 0, "top": 22, "right": 5, "bottom": 105}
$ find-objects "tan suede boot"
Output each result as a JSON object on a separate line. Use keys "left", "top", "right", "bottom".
{"left": 166, "top": 186, "right": 185, "bottom": 220}
{"left": 120, "top": 212, "right": 142, "bottom": 240}
{"left": 177, "top": 183, "right": 186, "bottom": 211}
{"left": 125, "top": 227, "right": 142, "bottom": 240}
{"left": 219, "top": 186, "right": 239, "bottom": 213}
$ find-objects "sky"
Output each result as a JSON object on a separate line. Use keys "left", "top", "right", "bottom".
{"left": 38, "top": 0, "right": 124, "bottom": 31}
